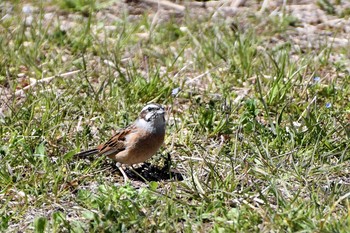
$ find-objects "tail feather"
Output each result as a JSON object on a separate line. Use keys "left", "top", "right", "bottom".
{"left": 75, "top": 149, "right": 99, "bottom": 157}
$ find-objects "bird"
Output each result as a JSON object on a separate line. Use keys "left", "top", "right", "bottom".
{"left": 75, "top": 103, "right": 166, "bottom": 182}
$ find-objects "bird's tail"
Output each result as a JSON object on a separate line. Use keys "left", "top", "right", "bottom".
{"left": 75, "top": 149, "right": 99, "bottom": 157}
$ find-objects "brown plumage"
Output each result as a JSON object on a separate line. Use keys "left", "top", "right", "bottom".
{"left": 74, "top": 103, "right": 166, "bottom": 166}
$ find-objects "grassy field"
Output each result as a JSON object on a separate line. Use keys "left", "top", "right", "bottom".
{"left": 1, "top": 0, "right": 350, "bottom": 232}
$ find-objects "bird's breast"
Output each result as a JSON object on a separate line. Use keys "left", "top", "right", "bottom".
{"left": 110, "top": 131, "right": 165, "bottom": 165}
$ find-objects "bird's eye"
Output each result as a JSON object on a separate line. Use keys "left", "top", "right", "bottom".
{"left": 147, "top": 107, "right": 153, "bottom": 111}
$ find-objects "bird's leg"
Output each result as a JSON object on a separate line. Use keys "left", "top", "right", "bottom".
{"left": 116, "top": 163, "right": 129, "bottom": 184}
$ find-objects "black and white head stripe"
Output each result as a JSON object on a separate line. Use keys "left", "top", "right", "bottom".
{"left": 140, "top": 103, "right": 165, "bottom": 122}
{"left": 141, "top": 103, "right": 163, "bottom": 112}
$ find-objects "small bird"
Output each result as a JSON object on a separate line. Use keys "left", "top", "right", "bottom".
{"left": 75, "top": 103, "right": 166, "bottom": 182}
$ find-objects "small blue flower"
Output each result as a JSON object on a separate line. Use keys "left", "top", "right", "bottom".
{"left": 313, "top": 77, "right": 321, "bottom": 83}
{"left": 326, "top": 103, "right": 332, "bottom": 108}
{"left": 22, "top": 5, "right": 32, "bottom": 14}
{"left": 171, "top": 87, "right": 181, "bottom": 96}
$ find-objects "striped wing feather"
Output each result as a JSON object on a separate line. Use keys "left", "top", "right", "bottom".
{"left": 97, "top": 126, "right": 134, "bottom": 156}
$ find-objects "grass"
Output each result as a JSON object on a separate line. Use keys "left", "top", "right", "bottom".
{"left": 1, "top": 0, "right": 350, "bottom": 232}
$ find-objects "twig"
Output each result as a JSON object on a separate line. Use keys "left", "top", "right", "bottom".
{"left": 173, "top": 62, "right": 193, "bottom": 79}
{"left": 142, "top": 0, "right": 247, "bottom": 12}
{"left": 259, "top": 0, "right": 270, "bottom": 12}
{"left": 184, "top": 0, "right": 228, "bottom": 8}
{"left": 297, "top": 96, "right": 317, "bottom": 122}
{"left": 76, "top": 116, "right": 83, "bottom": 132}
{"left": 185, "top": 66, "right": 225, "bottom": 84}
{"left": 230, "top": 0, "right": 247, "bottom": 7}
{"left": 15, "top": 70, "right": 81, "bottom": 96}
{"left": 142, "top": 0, "right": 185, "bottom": 12}
{"left": 185, "top": 70, "right": 211, "bottom": 84}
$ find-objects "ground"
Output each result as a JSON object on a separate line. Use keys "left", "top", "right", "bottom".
{"left": 0, "top": 0, "right": 350, "bottom": 232}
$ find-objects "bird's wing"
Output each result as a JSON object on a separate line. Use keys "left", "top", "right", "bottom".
{"left": 97, "top": 126, "right": 135, "bottom": 157}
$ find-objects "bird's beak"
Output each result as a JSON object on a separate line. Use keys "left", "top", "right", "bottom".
{"left": 158, "top": 108, "right": 165, "bottom": 115}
